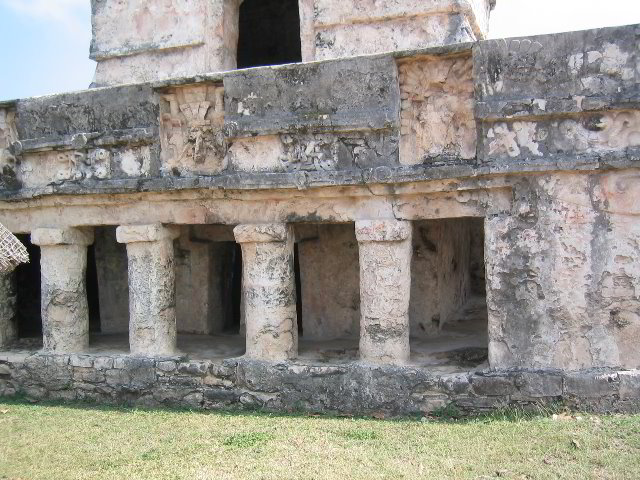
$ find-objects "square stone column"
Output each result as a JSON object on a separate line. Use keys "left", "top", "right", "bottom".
{"left": 0, "top": 272, "right": 17, "bottom": 348}
{"left": 355, "top": 219, "right": 412, "bottom": 364}
{"left": 116, "top": 224, "right": 180, "bottom": 356}
{"left": 31, "top": 228, "right": 94, "bottom": 353}
{"left": 233, "top": 223, "right": 297, "bottom": 361}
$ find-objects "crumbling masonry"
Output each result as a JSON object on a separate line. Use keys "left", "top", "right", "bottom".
{"left": 0, "top": 0, "right": 639, "bottom": 414}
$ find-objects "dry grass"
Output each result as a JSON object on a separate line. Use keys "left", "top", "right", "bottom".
{"left": 0, "top": 399, "right": 639, "bottom": 479}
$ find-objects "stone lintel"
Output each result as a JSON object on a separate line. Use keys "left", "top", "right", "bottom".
{"left": 355, "top": 219, "right": 412, "bottom": 243}
{"left": 31, "top": 227, "right": 94, "bottom": 246}
{"left": 233, "top": 223, "right": 289, "bottom": 244}
{"left": 116, "top": 223, "right": 180, "bottom": 244}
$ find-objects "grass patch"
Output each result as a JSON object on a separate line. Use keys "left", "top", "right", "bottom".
{"left": 0, "top": 399, "right": 639, "bottom": 479}
{"left": 222, "top": 432, "right": 272, "bottom": 448}
{"left": 342, "top": 429, "right": 378, "bottom": 441}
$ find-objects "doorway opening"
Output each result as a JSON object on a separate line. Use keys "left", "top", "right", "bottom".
{"left": 11, "top": 234, "right": 42, "bottom": 349}
{"left": 295, "top": 223, "right": 360, "bottom": 363}
{"left": 409, "top": 217, "right": 488, "bottom": 371}
{"left": 236, "top": 0, "right": 302, "bottom": 68}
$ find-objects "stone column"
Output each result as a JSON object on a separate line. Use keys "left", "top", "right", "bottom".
{"left": 31, "top": 227, "right": 94, "bottom": 353}
{"left": 355, "top": 219, "right": 412, "bottom": 364}
{"left": 0, "top": 271, "right": 17, "bottom": 348}
{"left": 233, "top": 223, "right": 297, "bottom": 361}
{"left": 116, "top": 224, "right": 180, "bottom": 356}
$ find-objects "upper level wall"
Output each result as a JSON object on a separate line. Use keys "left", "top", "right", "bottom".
{"left": 90, "top": 0, "right": 494, "bottom": 86}
{"left": 90, "top": 0, "right": 241, "bottom": 87}
{"left": 304, "top": 0, "right": 494, "bottom": 62}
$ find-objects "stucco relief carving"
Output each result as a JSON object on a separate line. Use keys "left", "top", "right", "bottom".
{"left": 557, "top": 111, "right": 640, "bottom": 151}
{"left": 279, "top": 134, "right": 338, "bottom": 171}
{"left": 487, "top": 110, "right": 640, "bottom": 158}
{"left": 398, "top": 56, "right": 476, "bottom": 165}
{"left": 160, "top": 85, "right": 227, "bottom": 175}
{"left": 0, "top": 109, "right": 18, "bottom": 165}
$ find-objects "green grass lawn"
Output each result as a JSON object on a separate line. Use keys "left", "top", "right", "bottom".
{"left": 0, "top": 399, "right": 639, "bottom": 480}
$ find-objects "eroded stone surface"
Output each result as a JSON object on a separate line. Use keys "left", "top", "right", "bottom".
{"left": 117, "top": 224, "right": 180, "bottom": 356}
{"left": 399, "top": 55, "right": 476, "bottom": 164}
{"left": 91, "top": 0, "right": 241, "bottom": 86}
{"left": 356, "top": 220, "right": 412, "bottom": 364}
{"left": 486, "top": 171, "right": 640, "bottom": 370}
{"left": 311, "top": 0, "right": 493, "bottom": 61}
{"left": 31, "top": 228, "right": 94, "bottom": 353}
{"left": 159, "top": 84, "right": 227, "bottom": 176}
{"left": 0, "top": 272, "right": 17, "bottom": 348}
{"left": 234, "top": 223, "right": 297, "bottom": 361}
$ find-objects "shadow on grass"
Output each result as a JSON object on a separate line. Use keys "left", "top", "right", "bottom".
{"left": 0, "top": 393, "right": 568, "bottom": 425}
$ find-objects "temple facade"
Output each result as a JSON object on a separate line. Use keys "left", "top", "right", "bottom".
{"left": 0, "top": 0, "right": 638, "bottom": 414}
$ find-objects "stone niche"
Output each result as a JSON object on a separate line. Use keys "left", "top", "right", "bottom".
{"left": 90, "top": 0, "right": 241, "bottom": 86}
{"left": 159, "top": 84, "right": 227, "bottom": 176}
{"left": 398, "top": 55, "right": 476, "bottom": 165}
{"left": 410, "top": 218, "right": 484, "bottom": 338}
{"left": 296, "top": 224, "right": 360, "bottom": 341}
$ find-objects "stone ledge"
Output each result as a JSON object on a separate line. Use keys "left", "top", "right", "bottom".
{"left": 31, "top": 227, "right": 94, "bottom": 246}
{"left": 116, "top": 223, "right": 180, "bottom": 244}
{"left": 2, "top": 353, "right": 637, "bottom": 415}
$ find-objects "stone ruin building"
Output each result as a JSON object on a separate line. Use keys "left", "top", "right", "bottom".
{"left": 0, "top": 0, "right": 638, "bottom": 415}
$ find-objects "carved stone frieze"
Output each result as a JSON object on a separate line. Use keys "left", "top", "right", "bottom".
{"left": 277, "top": 132, "right": 398, "bottom": 172}
{"left": 398, "top": 56, "right": 476, "bottom": 165}
{"left": 279, "top": 134, "right": 339, "bottom": 172}
{"left": 159, "top": 84, "right": 227, "bottom": 175}
{"left": 0, "top": 109, "right": 18, "bottom": 165}
{"left": 485, "top": 110, "right": 640, "bottom": 159}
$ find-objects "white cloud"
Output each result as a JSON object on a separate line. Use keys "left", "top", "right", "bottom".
{"left": 0, "top": 0, "right": 88, "bottom": 36}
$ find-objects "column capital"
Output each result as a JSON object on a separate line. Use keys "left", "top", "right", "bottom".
{"left": 234, "top": 223, "right": 290, "bottom": 244}
{"left": 31, "top": 227, "right": 94, "bottom": 246}
{"left": 355, "top": 219, "right": 411, "bottom": 243}
{"left": 116, "top": 223, "right": 180, "bottom": 244}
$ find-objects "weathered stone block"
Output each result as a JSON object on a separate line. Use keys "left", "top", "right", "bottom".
{"left": 69, "top": 355, "right": 94, "bottom": 368}
{"left": 514, "top": 372, "right": 563, "bottom": 398}
{"left": 564, "top": 372, "right": 620, "bottom": 398}
{"left": 224, "top": 56, "right": 400, "bottom": 137}
{"left": 73, "top": 367, "right": 105, "bottom": 383}
{"left": 178, "top": 361, "right": 210, "bottom": 376}
{"left": 156, "top": 361, "right": 177, "bottom": 373}
{"left": 618, "top": 371, "right": 640, "bottom": 399}
{"left": 471, "top": 375, "right": 516, "bottom": 396}
{"left": 93, "top": 357, "right": 114, "bottom": 371}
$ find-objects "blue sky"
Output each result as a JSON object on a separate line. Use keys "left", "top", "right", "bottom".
{"left": 1, "top": 0, "right": 639, "bottom": 101}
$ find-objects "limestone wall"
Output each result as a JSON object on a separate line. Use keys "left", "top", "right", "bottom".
{"left": 1, "top": 352, "right": 638, "bottom": 415}
{"left": 486, "top": 171, "right": 640, "bottom": 370}
{"left": 90, "top": 0, "right": 241, "bottom": 86}
{"left": 305, "top": 0, "right": 493, "bottom": 61}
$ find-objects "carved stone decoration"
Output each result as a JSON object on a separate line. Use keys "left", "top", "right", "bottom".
{"left": 279, "top": 134, "right": 339, "bottom": 171}
{"left": 159, "top": 84, "right": 227, "bottom": 175}
{"left": 0, "top": 109, "right": 18, "bottom": 165}
{"left": 398, "top": 56, "right": 476, "bottom": 165}
{"left": 486, "top": 110, "right": 640, "bottom": 159}
{"left": 53, "top": 149, "right": 111, "bottom": 182}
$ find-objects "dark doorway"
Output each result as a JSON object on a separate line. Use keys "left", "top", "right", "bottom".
{"left": 223, "top": 243, "right": 243, "bottom": 333}
{"left": 15, "top": 234, "right": 41, "bottom": 338}
{"left": 294, "top": 243, "right": 303, "bottom": 336}
{"left": 237, "top": 0, "right": 302, "bottom": 68}
{"left": 86, "top": 244, "right": 101, "bottom": 333}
